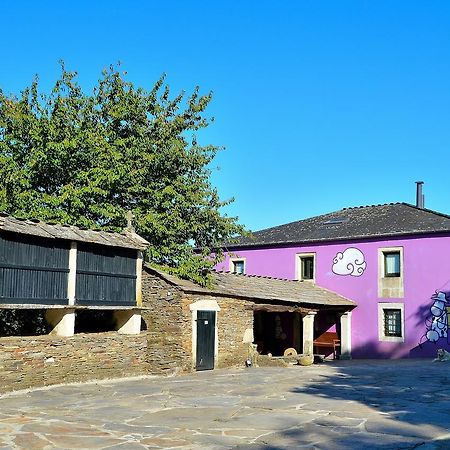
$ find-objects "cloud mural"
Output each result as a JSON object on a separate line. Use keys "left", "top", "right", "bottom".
{"left": 332, "top": 247, "right": 367, "bottom": 277}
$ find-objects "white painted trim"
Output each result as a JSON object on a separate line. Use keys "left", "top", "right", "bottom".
{"left": 379, "top": 246, "right": 404, "bottom": 278}
{"left": 135, "top": 251, "right": 143, "bottom": 306}
{"left": 340, "top": 311, "right": 352, "bottom": 359}
{"left": 378, "top": 246, "right": 404, "bottom": 298}
{"left": 68, "top": 242, "right": 77, "bottom": 306}
{"left": 229, "top": 257, "right": 246, "bottom": 274}
{"left": 190, "top": 300, "right": 221, "bottom": 369}
{"left": 295, "top": 252, "right": 316, "bottom": 282}
{"left": 378, "top": 302, "right": 405, "bottom": 342}
{"left": 302, "top": 311, "right": 316, "bottom": 354}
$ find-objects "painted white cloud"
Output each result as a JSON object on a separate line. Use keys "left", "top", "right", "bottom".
{"left": 332, "top": 247, "right": 367, "bottom": 277}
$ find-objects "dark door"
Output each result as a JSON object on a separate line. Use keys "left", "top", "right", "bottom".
{"left": 196, "top": 310, "right": 216, "bottom": 371}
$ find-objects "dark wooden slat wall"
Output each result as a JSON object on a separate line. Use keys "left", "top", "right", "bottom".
{"left": 75, "top": 243, "right": 137, "bottom": 306}
{"left": 0, "top": 233, "right": 69, "bottom": 304}
{"left": 0, "top": 233, "right": 137, "bottom": 307}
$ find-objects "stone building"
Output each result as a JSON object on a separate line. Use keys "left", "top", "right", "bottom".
{"left": 0, "top": 213, "right": 355, "bottom": 393}
{"left": 216, "top": 192, "right": 450, "bottom": 359}
{"left": 0, "top": 214, "right": 150, "bottom": 393}
{"left": 142, "top": 266, "right": 355, "bottom": 372}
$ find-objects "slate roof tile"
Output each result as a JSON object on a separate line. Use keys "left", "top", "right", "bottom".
{"left": 146, "top": 265, "right": 355, "bottom": 308}
{"left": 0, "top": 214, "right": 149, "bottom": 250}
{"left": 226, "top": 203, "right": 450, "bottom": 248}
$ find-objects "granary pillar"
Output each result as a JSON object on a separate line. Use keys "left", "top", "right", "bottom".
{"left": 114, "top": 310, "right": 141, "bottom": 334}
{"left": 135, "top": 251, "right": 143, "bottom": 307}
{"left": 340, "top": 311, "right": 352, "bottom": 359}
{"left": 68, "top": 242, "right": 77, "bottom": 306}
{"left": 302, "top": 311, "right": 316, "bottom": 355}
{"left": 46, "top": 309, "right": 75, "bottom": 337}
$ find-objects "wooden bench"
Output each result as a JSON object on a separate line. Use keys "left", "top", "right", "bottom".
{"left": 313, "top": 332, "right": 341, "bottom": 359}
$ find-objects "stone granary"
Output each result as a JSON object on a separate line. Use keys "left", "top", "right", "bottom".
{"left": 0, "top": 213, "right": 149, "bottom": 334}
{"left": 142, "top": 266, "right": 355, "bottom": 371}
{"left": 0, "top": 214, "right": 150, "bottom": 392}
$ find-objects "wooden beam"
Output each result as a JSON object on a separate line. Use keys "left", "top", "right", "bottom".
{"left": 247, "top": 304, "right": 315, "bottom": 315}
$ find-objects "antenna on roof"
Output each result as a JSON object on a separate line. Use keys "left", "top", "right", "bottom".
{"left": 125, "top": 210, "right": 135, "bottom": 233}
{"left": 415, "top": 181, "right": 425, "bottom": 209}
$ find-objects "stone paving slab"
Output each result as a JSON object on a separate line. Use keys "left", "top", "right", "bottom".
{"left": 1, "top": 360, "right": 450, "bottom": 449}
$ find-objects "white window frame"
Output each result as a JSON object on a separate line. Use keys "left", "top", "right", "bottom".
{"left": 379, "top": 247, "right": 404, "bottom": 279}
{"left": 378, "top": 302, "right": 405, "bottom": 342}
{"left": 189, "top": 300, "right": 221, "bottom": 370}
{"left": 296, "top": 253, "right": 316, "bottom": 282}
{"left": 378, "top": 246, "right": 404, "bottom": 298}
{"left": 229, "top": 257, "right": 246, "bottom": 274}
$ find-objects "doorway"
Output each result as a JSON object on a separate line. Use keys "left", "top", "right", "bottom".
{"left": 196, "top": 310, "right": 216, "bottom": 370}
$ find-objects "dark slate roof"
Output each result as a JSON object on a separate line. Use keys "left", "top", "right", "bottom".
{"left": 146, "top": 266, "right": 355, "bottom": 308}
{"left": 0, "top": 214, "right": 149, "bottom": 250}
{"left": 225, "top": 203, "right": 450, "bottom": 248}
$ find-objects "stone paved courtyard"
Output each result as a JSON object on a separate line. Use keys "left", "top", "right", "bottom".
{"left": 1, "top": 360, "right": 450, "bottom": 449}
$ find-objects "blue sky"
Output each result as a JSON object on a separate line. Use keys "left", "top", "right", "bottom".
{"left": 2, "top": 1, "right": 450, "bottom": 232}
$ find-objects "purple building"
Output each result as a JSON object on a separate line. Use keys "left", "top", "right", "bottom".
{"left": 217, "top": 196, "right": 450, "bottom": 359}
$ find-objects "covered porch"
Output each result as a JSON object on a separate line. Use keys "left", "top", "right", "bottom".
{"left": 252, "top": 304, "right": 353, "bottom": 360}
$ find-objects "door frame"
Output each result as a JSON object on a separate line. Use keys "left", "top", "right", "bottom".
{"left": 190, "top": 300, "right": 220, "bottom": 370}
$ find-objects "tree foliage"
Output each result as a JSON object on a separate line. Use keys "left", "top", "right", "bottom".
{"left": 0, "top": 63, "right": 245, "bottom": 285}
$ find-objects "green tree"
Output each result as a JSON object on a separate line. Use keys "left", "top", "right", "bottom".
{"left": 0, "top": 63, "right": 245, "bottom": 285}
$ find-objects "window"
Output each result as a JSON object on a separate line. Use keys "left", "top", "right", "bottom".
{"left": 378, "top": 247, "right": 404, "bottom": 298}
{"left": 296, "top": 253, "right": 315, "bottom": 281}
{"left": 301, "top": 257, "right": 314, "bottom": 280}
{"left": 378, "top": 303, "right": 404, "bottom": 342}
{"left": 230, "top": 258, "right": 246, "bottom": 274}
{"left": 384, "top": 251, "right": 400, "bottom": 277}
{"left": 384, "top": 309, "right": 402, "bottom": 337}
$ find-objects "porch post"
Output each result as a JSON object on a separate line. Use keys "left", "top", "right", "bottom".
{"left": 340, "top": 311, "right": 352, "bottom": 359}
{"left": 302, "top": 311, "right": 316, "bottom": 355}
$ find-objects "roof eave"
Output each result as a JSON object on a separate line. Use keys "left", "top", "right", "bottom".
{"left": 224, "top": 229, "right": 450, "bottom": 250}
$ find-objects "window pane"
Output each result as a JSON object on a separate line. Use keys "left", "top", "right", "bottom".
{"left": 301, "top": 257, "right": 314, "bottom": 280}
{"left": 384, "top": 252, "right": 400, "bottom": 277}
{"left": 233, "top": 261, "right": 245, "bottom": 274}
{"left": 384, "top": 309, "right": 402, "bottom": 337}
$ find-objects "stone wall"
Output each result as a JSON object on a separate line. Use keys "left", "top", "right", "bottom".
{"left": 216, "top": 297, "right": 253, "bottom": 368}
{"left": 141, "top": 269, "right": 254, "bottom": 372}
{"left": 141, "top": 271, "right": 192, "bottom": 374}
{"left": 0, "top": 332, "right": 149, "bottom": 394}
{"left": 0, "top": 270, "right": 258, "bottom": 393}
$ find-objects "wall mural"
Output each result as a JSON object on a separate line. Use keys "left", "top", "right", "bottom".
{"left": 332, "top": 247, "right": 367, "bottom": 277}
{"left": 421, "top": 291, "right": 450, "bottom": 345}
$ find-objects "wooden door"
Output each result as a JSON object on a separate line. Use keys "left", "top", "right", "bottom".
{"left": 196, "top": 310, "right": 216, "bottom": 371}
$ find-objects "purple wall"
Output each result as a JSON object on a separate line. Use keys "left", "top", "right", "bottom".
{"left": 217, "top": 235, "right": 450, "bottom": 358}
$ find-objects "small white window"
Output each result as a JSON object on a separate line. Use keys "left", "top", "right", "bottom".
{"left": 378, "top": 247, "right": 404, "bottom": 298}
{"left": 384, "top": 251, "right": 401, "bottom": 277}
{"left": 378, "top": 303, "right": 405, "bottom": 342}
{"left": 296, "top": 253, "right": 316, "bottom": 281}
{"left": 230, "top": 258, "right": 246, "bottom": 274}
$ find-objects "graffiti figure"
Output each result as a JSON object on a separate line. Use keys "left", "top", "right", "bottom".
{"left": 422, "top": 291, "right": 449, "bottom": 344}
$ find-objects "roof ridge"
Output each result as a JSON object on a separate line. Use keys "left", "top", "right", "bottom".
{"left": 0, "top": 214, "right": 149, "bottom": 250}
{"left": 223, "top": 201, "right": 450, "bottom": 249}
{"left": 342, "top": 202, "right": 401, "bottom": 210}
{"left": 400, "top": 202, "right": 450, "bottom": 220}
